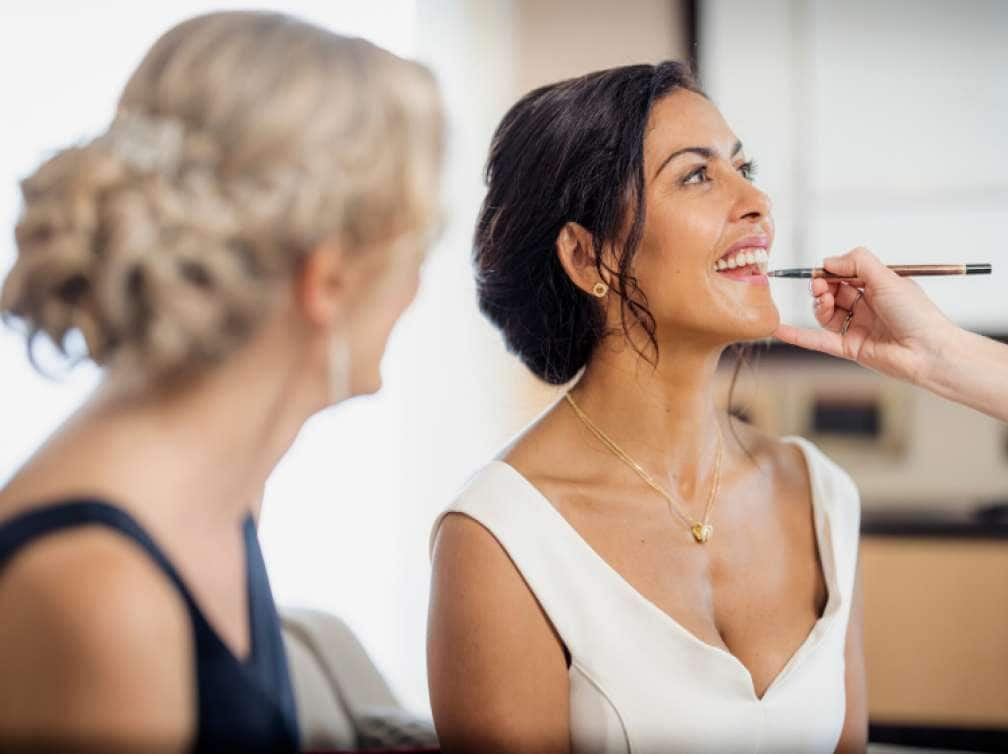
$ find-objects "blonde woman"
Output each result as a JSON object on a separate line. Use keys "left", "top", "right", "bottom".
{"left": 0, "top": 12, "right": 442, "bottom": 753}
{"left": 428, "top": 63, "right": 865, "bottom": 754}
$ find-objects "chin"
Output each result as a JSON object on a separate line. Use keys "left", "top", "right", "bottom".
{"left": 351, "top": 371, "right": 383, "bottom": 397}
{"left": 723, "top": 303, "right": 780, "bottom": 343}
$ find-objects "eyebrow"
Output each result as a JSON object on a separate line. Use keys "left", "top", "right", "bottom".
{"left": 653, "top": 140, "right": 744, "bottom": 179}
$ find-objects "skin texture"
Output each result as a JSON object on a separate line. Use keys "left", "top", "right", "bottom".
{"left": 775, "top": 246, "right": 1008, "bottom": 422}
{"left": 428, "top": 89, "right": 867, "bottom": 754}
{"left": 0, "top": 229, "right": 429, "bottom": 752}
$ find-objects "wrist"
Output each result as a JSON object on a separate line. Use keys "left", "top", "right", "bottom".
{"left": 916, "top": 322, "right": 967, "bottom": 397}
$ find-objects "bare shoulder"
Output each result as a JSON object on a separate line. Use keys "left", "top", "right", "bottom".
{"left": 0, "top": 525, "right": 195, "bottom": 750}
{"left": 430, "top": 512, "right": 560, "bottom": 642}
{"left": 428, "top": 513, "right": 570, "bottom": 753}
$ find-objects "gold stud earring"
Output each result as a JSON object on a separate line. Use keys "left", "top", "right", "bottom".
{"left": 592, "top": 282, "right": 608, "bottom": 298}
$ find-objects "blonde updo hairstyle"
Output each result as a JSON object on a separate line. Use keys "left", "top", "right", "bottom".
{"left": 1, "top": 11, "right": 443, "bottom": 380}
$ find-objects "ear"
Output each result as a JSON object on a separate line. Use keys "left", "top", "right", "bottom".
{"left": 296, "top": 241, "right": 348, "bottom": 329}
{"left": 555, "top": 222, "right": 610, "bottom": 295}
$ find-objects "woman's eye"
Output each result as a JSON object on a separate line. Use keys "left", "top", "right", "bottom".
{"left": 737, "top": 160, "right": 758, "bottom": 181}
{"left": 682, "top": 166, "right": 708, "bottom": 185}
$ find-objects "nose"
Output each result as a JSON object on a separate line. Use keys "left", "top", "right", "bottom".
{"left": 733, "top": 176, "right": 771, "bottom": 223}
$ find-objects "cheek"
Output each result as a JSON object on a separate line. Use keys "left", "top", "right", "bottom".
{"left": 642, "top": 196, "right": 723, "bottom": 267}
{"left": 635, "top": 207, "right": 724, "bottom": 309}
{"left": 672, "top": 208, "right": 725, "bottom": 254}
{"left": 359, "top": 262, "right": 421, "bottom": 349}
{"left": 347, "top": 265, "right": 421, "bottom": 393}
{"left": 383, "top": 262, "right": 422, "bottom": 325}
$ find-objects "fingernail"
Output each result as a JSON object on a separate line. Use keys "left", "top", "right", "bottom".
{"left": 813, "top": 296, "right": 822, "bottom": 309}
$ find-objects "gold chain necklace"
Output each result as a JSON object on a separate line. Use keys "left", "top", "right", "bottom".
{"left": 564, "top": 392, "right": 724, "bottom": 544}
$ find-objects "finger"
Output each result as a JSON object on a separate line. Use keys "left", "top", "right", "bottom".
{"left": 810, "top": 277, "right": 843, "bottom": 299}
{"left": 814, "top": 290, "right": 836, "bottom": 326}
{"left": 833, "top": 282, "right": 865, "bottom": 311}
{"left": 811, "top": 277, "right": 831, "bottom": 296}
{"left": 773, "top": 323, "right": 846, "bottom": 359}
{"left": 822, "top": 246, "right": 900, "bottom": 288}
{"left": 821, "top": 247, "right": 873, "bottom": 277}
{"left": 825, "top": 301, "right": 852, "bottom": 332}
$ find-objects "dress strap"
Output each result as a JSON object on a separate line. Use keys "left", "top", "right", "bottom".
{"left": 431, "top": 462, "right": 628, "bottom": 657}
{"left": 0, "top": 500, "right": 197, "bottom": 612}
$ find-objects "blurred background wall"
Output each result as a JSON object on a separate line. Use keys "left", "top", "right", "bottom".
{"left": 1, "top": 0, "right": 1005, "bottom": 747}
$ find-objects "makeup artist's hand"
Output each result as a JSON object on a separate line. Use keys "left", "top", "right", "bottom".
{"left": 774, "top": 247, "right": 1008, "bottom": 422}
{"left": 774, "top": 247, "right": 952, "bottom": 383}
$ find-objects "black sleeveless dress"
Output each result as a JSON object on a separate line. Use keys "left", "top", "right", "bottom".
{"left": 0, "top": 500, "right": 300, "bottom": 753}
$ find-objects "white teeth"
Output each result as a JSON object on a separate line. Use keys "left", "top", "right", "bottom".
{"left": 714, "top": 247, "right": 770, "bottom": 273}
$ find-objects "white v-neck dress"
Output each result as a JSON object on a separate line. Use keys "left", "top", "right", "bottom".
{"left": 430, "top": 436, "right": 860, "bottom": 754}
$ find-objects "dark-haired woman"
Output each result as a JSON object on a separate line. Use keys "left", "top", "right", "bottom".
{"left": 428, "top": 63, "right": 866, "bottom": 754}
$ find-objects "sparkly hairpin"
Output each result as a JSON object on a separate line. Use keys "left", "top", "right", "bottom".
{"left": 99, "top": 109, "right": 185, "bottom": 174}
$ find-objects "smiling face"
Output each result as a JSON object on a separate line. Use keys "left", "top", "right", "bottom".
{"left": 622, "top": 88, "right": 779, "bottom": 348}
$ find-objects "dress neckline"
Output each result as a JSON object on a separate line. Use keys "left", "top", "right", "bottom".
{"left": 489, "top": 435, "right": 841, "bottom": 703}
{"left": 147, "top": 510, "right": 263, "bottom": 670}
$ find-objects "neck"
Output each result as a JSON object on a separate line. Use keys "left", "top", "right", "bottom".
{"left": 75, "top": 315, "right": 324, "bottom": 532}
{"left": 570, "top": 335, "right": 730, "bottom": 499}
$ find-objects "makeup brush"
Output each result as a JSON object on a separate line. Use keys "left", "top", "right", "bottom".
{"left": 766, "top": 263, "right": 992, "bottom": 280}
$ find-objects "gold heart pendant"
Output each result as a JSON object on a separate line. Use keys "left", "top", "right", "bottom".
{"left": 691, "top": 523, "right": 713, "bottom": 543}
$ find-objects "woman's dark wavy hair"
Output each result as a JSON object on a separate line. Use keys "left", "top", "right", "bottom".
{"left": 474, "top": 61, "right": 704, "bottom": 384}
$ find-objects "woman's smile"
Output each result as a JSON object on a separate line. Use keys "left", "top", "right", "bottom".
{"left": 712, "top": 236, "right": 772, "bottom": 286}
